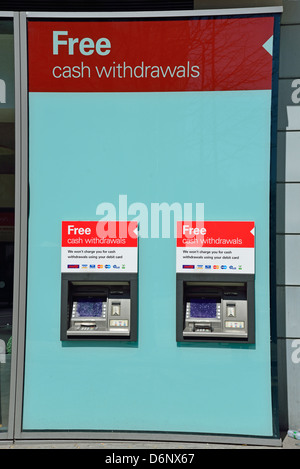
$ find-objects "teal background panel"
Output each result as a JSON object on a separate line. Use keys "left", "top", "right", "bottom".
{"left": 23, "top": 91, "right": 273, "bottom": 435}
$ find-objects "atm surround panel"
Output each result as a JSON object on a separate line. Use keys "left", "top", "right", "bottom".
{"left": 61, "top": 274, "right": 138, "bottom": 341}
{"left": 176, "top": 274, "right": 255, "bottom": 344}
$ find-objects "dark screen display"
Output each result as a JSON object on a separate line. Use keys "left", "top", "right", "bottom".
{"left": 74, "top": 297, "right": 104, "bottom": 318}
{"left": 189, "top": 299, "right": 217, "bottom": 319}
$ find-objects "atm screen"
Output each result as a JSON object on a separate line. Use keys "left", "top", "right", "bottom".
{"left": 189, "top": 299, "right": 218, "bottom": 319}
{"left": 73, "top": 297, "right": 104, "bottom": 318}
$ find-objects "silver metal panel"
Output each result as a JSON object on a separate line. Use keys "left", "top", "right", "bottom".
{"left": 286, "top": 132, "right": 300, "bottom": 181}
{"left": 284, "top": 235, "right": 300, "bottom": 285}
{"left": 285, "top": 338, "right": 300, "bottom": 430}
{"left": 276, "top": 183, "right": 300, "bottom": 235}
{"left": 277, "top": 79, "right": 295, "bottom": 131}
{"left": 285, "top": 184, "right": 300, "bottom": 233}
{"left": 286, "top": 107, "right": 300, "bottom": 131}
{"left": 67, "top": 293, "right": 131, "bottom": 337}
{"left": 184, "top": 298, "right": 248, "bottom": 338}
{"left": 277, "top": 0, "right": 300, "bottom": 434}
{"left": 279, "top": 25, "right": 300, "bottom": 78}
{"left": 277, "top": 79, "right": 300, "bottom": 132}
{"left": 25, "top": 7, "right": 283, "bottom": 18}
{"left": 194, "top": 0, "right": 283, "bottom": 8}
{"left": 278, "top": 131, "right": 300, "bottom": 183}
{"left": 277, "top": 338, "right": 288, "bottom": 430}
{"left": 277, "top": 286, "right": 300, "bottom": 337}
{"left": 13, "top": 11, "right": 28, "bottom": 440}
{"left": 6, "top": 11, "right": 21, "bottom": 442}
{"left": 281, "top": 0, "right": 300, "bottom": 25}
{"left": 0, "top": 11, "right": 22, "bottom": 442}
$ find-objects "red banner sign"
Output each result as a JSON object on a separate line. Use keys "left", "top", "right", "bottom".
{"left": 62, "top": 221, "right": 138, "bottom": 248}
{"left": 28, "top": 17, "right": 274, "bottom": 92}
{"left": 176, "top": 221, "right": 255, "bottom": 248}
{"left": 176, "top": 221, "right": 255, "bottom": 274}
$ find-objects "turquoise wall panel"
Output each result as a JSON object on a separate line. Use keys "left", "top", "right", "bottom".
{"left": 23, "top": 90, "right": 273, "bottom": 435}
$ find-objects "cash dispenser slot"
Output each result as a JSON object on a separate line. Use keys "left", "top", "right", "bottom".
{"left": 60, "top": 274, "right": 138, "bottom": 341}
{"left": 176, "top": 274, "right": 255, "bottom": 343}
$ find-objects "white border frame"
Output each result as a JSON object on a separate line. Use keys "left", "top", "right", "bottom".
{"left": 26, "top": 7, "right": 282, "bottom": 18}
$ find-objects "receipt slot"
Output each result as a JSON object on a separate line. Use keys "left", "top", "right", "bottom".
{"left": 60, "top": 221, "right": 138, "bottom": 341}
{"left": 60, "top": 274, "right": 138, "bottom": 341}
{"left": 176, "top": 274, "right": 255, "bottom": 343}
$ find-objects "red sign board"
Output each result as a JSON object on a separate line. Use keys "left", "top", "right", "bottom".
{"left": 176, "top": 221, "right": 255, "bottom": 274}
{"left": 61, "top": 221, "right": 138, "bottom": 247}
{"left": 28, "top": 17, "right": 274, "bottom": 93}
{"left": 61, "top": 221, "right": 138, "bottom": 273}
{"left": 176, "top": 221, "right": 255, "bottom": 248}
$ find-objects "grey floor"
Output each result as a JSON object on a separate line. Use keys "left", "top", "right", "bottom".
{"left": 0, "top": 433, "right": 299, "bottom": 449}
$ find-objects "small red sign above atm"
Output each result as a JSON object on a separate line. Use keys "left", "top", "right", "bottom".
{"left": 27, "top": 17, "right": 274, "bottom": 92}
{"left": 177, "top": 221, "right": 255, "bottom": 248}
{"left": 176, "top": 221, "right": 255, "bottom": 274}
{"left": 62, "top": 221, "right": 138, "bottom": 247}
{"left": 61, "top": 221, "right": 138, "bottom": 273}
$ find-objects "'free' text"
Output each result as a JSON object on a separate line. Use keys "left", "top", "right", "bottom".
{"left": 53, "top": 31, "right": 111, "bottom": 56}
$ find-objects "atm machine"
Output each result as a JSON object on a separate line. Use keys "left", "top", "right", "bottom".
{"left": 176, "top": 221, "right": 255, "bottom": 343}
{"left": 60, "top": 221, "right": 138, "bottom": 341}
{"left": 60, "top": 274, "right": 137, "bottom": 341}
{"left": 176, "top": 274, "right": 255, "bottom": 343}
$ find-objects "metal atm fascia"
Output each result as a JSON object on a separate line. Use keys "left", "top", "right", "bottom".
{"left": 61, "top": 273, "right": 138, "bottom": 341}
{"left": 176, "top": 273, "right": 255, "bottom": 344}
